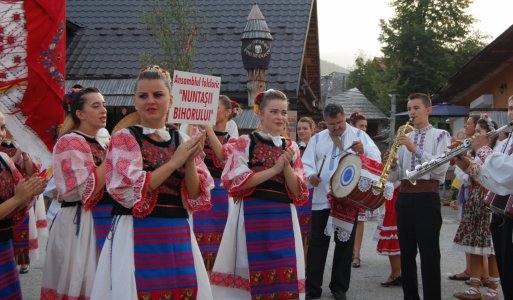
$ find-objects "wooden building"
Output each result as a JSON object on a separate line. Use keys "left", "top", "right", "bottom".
{"left": 65, "top": 0, "right": 322, "bottom": 131}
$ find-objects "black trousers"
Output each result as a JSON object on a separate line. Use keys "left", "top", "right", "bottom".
{"left": 490, "top": 213, "right": 513, "bottom": 300}
{"left": 396, "top": 192, "right": 442, "bottom": 300}
{"left": 305, "top": 209, "right": 357, "bottom": 296}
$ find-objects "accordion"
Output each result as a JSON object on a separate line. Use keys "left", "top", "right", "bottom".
{"left": 485, "top": 192, "right": 513, "bottom": 219}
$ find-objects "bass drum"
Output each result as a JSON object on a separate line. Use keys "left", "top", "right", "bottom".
{"left": 330, "top": 153, "right": 362, "bottom": 199}
{"left": 330, "top": 153, "right": 391, "bottom": 210}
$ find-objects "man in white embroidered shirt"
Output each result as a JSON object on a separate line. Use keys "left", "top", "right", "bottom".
{"left": 388, "top": 93, "right": 451, "bottom": 300}
{"left": 302, "top": 103, "right": 381, "bottom": 300}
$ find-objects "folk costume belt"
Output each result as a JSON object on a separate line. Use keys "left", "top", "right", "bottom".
{"left": 61, "top": 201, "right": 83, "bottom": 235}
{"left": 400, "top": 179, "right": 439, "bottom": 194}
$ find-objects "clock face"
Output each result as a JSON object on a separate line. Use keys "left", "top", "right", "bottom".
{"left": 243, "top": 39, "right": 271, "bottom": 59}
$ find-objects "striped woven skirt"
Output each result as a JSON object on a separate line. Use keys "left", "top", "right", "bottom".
{"left": 211, "top": 198, "right": 305, "bottom": 300}
{"left": 0, "top": 240, "right": 22, "bottom": 299}
{"left": 193, "top": 179, "right": 229, "bottom": 272}
{"left": 13, "top": 213, "right": 29, "bottom": 265}
{"left": 91, "top": 203, "right": 113, "bottom": 254}
{"left": 296, "top": 189, "right": 312, "bottom": 252}
{"left": 133, "top": 217, "right": 199, "bottom": 299}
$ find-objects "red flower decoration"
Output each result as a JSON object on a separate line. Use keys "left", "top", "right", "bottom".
{"left": 254, "top": 92, "right": 265, "bottom": 106}
{"left": 7, "top": 36, "right": 15, "bottom": 44}
{"left": 13, "top": 56, "right": 21, "bottom": 63}
{"left": 13, "top": 14, "right": 21, "bottom": 21}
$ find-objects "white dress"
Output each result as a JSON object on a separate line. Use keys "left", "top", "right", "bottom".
{"left": 41, "top": 132, "right": 106, "bottom": 299}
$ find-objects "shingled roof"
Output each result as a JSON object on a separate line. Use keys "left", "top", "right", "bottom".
{"left": 434, "top": 25, "right": 513, "bottom": 103}
{"left": 66, "top": 0, "right": 315, "bottom": 104}
{"left": 326, "top": 88, "right": 388, "bottom": 120}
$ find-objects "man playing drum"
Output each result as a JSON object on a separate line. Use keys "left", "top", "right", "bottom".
{"left": 389, "top": 93, "right": 451, "bottom": 300}
{"left": 302, "top": 103, "right": 381, "bottom": 300}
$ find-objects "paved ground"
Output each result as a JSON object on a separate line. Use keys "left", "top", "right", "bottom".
{"left": 20, "top": 197, "right": 503, "bottom": 299}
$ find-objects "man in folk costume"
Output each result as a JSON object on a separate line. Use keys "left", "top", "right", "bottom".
{"left": 302, "top": 103, "right": 381, "bottom": 300}
{"left": 453, "top": 95, "right": 513, "bottom": 300}
{"left": 388, "top": 93, "right": 451, "bottom": 300}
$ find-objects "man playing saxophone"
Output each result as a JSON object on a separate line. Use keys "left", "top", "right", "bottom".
{"left": 387, "top": 93, "right": 451, "bottom": 300}
{"left": 453, "top": 95, "right": 513, "bottom": 300}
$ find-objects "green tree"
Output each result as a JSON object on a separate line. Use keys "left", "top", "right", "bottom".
{"left": 347, "top": 54, "right": 397, "bottom": 113}
{"left": 141, "top": 0, "right": 199, "bottom": 72}
{"left": 378, "top": 0, "right": 487, "bottom": 110}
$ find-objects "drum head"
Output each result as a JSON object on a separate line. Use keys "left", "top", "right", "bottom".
{"left": 330, "top": 154, "right": 362, "bottom": 198}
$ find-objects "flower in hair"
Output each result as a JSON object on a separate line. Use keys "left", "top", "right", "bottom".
{"left": 480, "top": 113, "right": 496, "bottom": 130}
{"left": 230, "top": 100, "right": 239, "bottom": 109}
{"left": 62, "top": 88, "right": 81, "bottom": 112}
{"left": 141, "top": 65, "right": 171, "bottom": 80}
{"left": 254, "top": 92, "right": 264, "bottom": 114}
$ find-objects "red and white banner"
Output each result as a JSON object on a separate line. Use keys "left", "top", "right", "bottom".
{"left": 0, "top": 0, "right": 65, "bottom": 168}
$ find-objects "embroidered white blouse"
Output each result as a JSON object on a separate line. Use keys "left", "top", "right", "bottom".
{"left": 301, "top": 125, "right": 381, "bottom": 210}
{"left": 389, "top": 125, "right": 451, "bottom": 184}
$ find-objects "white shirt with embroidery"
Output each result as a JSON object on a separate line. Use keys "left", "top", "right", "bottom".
{"left": 389, "top": 125, "right": 451, "bottom": 184}
{"left": 472, "top": 136, "right": 513, "bottom": 195}
{"left": 302, "top": 125, "right": 381, "bottom": 210}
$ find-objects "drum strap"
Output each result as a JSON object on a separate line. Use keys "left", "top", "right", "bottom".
{"left": 330, "top": 134, "right": 345, "bottom": 154}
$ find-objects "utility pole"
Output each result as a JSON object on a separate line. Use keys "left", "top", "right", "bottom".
{"left": 389, "top": 94, "right": 396, "bottom": 148}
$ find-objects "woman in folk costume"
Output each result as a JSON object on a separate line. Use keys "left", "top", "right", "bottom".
{"left": 449, "top": 115, "right": 480, "bottom": 282}
{"left": 297, "top": 116, "right": 316, "bottom": 258}
{"left": 374, "top": 181, "right": 402, "bottom": 287}
{"left": 452, "top": 115, "right": 501, "bottom": 300}
{"left": 91, "top": 65, "right": 214, "bottom": 300}
{"left": 0, "top": 111, "right": 47, "bottom": 299}
{"left": 210, "top": 89, "right": 309, "bottom": 300}
{"left": 41, "top": 87, "right": 111, "bottom": 299}
{"left": 186, "top": 96, "right": 241, "bottom": 273}
{"left": 0, "top": 133, "right": 41, "bottom": 274}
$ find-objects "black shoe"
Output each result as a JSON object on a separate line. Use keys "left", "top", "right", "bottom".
{"left": 332, "top": 290, "right": 347, "bottom": 300}
{"left": 19, "top": 265, "right": 30, "bottom": 274}
{"left": 380, "top": 275, "right": 402, "bottom": 287}
{"left": 305, "top": 292, "right": 321, "bottom": 299}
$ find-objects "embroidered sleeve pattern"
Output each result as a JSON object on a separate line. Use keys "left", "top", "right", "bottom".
{"left": 82, "top": 170, "right": 105, "bottom": 210}
{"left": 181, "top": 155, "right": 214, "bottom": 213}
{"left": 105, "top": 129, "right": 155, "bottom": 211}
{"left": 221, "top": 136, "right": 255, "bottom": 198}
{"left": 53, "top": 134, "right": 99, "bottom": 206}
{"left": 0, "top": 153, "right": 31, "bottom": 225}
{"left": 468, "top": 146, "right": 493, "bottom": 177}
{"left": 285, "top": 142, "right": 309, "bottom": 206}
{"left": 476, "top": 146, "right": 493, "bottom": 163}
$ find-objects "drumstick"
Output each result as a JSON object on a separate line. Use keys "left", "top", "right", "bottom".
{"left": 317, "top": 155, "right": 327, "bottom": 177}
{"left": 343, "top": 139, "right": 361, "bottom": 152}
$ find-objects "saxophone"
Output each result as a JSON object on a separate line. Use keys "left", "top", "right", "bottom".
{"left": 373, "top": 119, "right": 414, "bottom": 192}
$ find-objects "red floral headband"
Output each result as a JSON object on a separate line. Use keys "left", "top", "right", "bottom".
{"left": 141, "top": 65, "right": 171, "bottom": 81}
